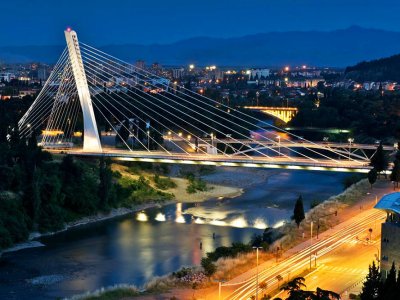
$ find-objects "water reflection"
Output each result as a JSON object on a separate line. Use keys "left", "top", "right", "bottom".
{"left": 0, "top": 170, "right": 348, "bottom": 300}
{"left": 136, "top": 211, "right": 148, "bottom": 222}
{"left": 155, "top": 212, "right": 166, "bottom": 222}
{"left": 175, "top": 203, "right": 186, "bottom": 223}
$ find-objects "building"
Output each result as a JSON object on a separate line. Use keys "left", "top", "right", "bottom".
{"left": 135, "top": 60, "right": 145, "bottom": 70}
{"left": 172, "top": 68, "right": 184, "bottom": 79}
{"left": 0, "top": 72, "right": 15, "bottom": 82}
{"left": 248, "top": 68, "right": 270, "bottom": 80}
{"left": 38, "top": 67, "right": 48, "bottom": 80}
{"left": 375, "top": 193, "right": 400, "bottom": 278}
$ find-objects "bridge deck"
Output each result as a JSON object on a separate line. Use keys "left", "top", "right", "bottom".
{"left": 57, "top": 149, "right": 373, "bottom": 173}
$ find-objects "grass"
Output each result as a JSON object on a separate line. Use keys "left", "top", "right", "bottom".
{"left": 153, "top": 174, "right": 177, "bottom": 190}
{"left": 67, "top": 284, "right": 139, "bottom": 300}
{"left": 272, "top": 178, "right": 371, "bottom": 253}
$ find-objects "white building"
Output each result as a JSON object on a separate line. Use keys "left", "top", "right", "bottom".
{"left": 248, "top": 69, "right": 270, "bottom": 80}
{"left": 0, "top": 72, "right": 15, "bottom": 82}
{"left": 172, "top": 68, "right": 184, "bottom": 79}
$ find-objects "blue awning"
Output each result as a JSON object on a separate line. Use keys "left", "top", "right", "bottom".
{"left": 374, "top": 192, "right": 400, "bottom": 215}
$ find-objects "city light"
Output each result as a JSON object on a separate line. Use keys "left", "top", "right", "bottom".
{"left": 253, "top": 218, "right": 267, "bottom": 229}
{"left": 136, "top": 212, "right": 148, "bottom": 222}
{"left": 230, "top": 217, "right": 248, "bottom": 228}
{"left": 155, "top": 213, "right": 166, "bottom": 222}
{"left": 195, "top": 218, "right": 205, "bottom": 224}
{"left": 189, "top": 64, "right": 195, "bottom": 70}
{"left": 175, "top": 215, "right": 186, "bottom": 223}
{"left": 284, "top": 66, "right": 290, "bottom": 72}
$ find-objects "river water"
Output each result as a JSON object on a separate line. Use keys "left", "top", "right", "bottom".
{"left": 0, "top": 169, "right": 348, "bottom": 299}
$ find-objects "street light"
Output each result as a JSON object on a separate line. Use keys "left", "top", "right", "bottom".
{"left": 253, "top": 246, "right": 262, "bottom": 300}
{"left": 147, "top": 130, "right": 150, "bottom": 150}
{"left": 310, "top": 221, "right": 313, "bottom": 269}
{"left": 371, "top": 244, "right": 380, "bottom": 268}
{"left": 256, "top": 91, "right": 260, "bottom": 106}
{"left": 315, "top": 211, "right": 338, "bottom": 239}
{"left": 348, "top": 138, "right": 354, "bottom": 159}
{"left": 215, "top": 279, "right": 227, "bottom": 300}
{"left": 276, "top": 135, "right": 281, "bottom": 156}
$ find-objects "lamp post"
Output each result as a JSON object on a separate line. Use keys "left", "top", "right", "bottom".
{"left": 371, "top": 244, "right": 380, "bottom": 268}
{"left": 315, "top": 211, "right": 338, "bottom": 239}
{"left": 214, "top": 279, "right": 226, "bottom": 300}
{"left": 147, "top": 130, "right": 150, "bottom": 150}
{"left": 256, "top": 91, "right": 260, "bottom": 106}
{"left": 347, "top": 138, "right": 354, "bottom": 160}
{"left": 253, "top": 246, "right": 262, "bottom": 300}
{"left": 310, "top": 221, "right": 313, "bottom": 269}
{"left": 277, "top": 135, "right": 281, "bottom": 156}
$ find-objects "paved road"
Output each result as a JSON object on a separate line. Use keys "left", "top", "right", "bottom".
{"left": 217, "top": 208, "right": 385, "bottom": 300}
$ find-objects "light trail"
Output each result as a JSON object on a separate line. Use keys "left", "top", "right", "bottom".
{"left": 222, "top": 209, "right": 385, "bottom": 300}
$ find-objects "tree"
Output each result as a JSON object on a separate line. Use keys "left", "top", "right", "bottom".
{"left": 98, "top": 157, "right": 114, "bottom": 210}
{"left": 370, "top": 142, "right": 388, "bottom": 176}
{"left": 367, "top": 168, "right": 377, "bottom": 189}
{"left": 381, "top": 262, "right": 397, "bottom": 299}
{"left": 360, "top": 261, "right": 381, "bottom": 300}
{"left": 201, "top": 257, "right": 216, "bottom": 277}
{"left": 314, "top": 287, "right": 340, "bottom": 300}
{"left": 390, "top": 159, "right": 400, "bottom": 189}
{"left": 282, "top": 277, "right": 306, "bottom": 291}
{"left": 293, "top": 196, "right": 305, "bottom": 228}
{"left": 396, "top": 268, "right": 400, "bottom": 295}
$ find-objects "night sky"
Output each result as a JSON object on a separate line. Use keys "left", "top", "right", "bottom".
{"left": 1, "top": 0, "right": 399, "bottom": 47}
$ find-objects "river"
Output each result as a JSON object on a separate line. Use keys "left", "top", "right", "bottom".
{"left": 0, "top": 169, "right": 348, "bottom": 299}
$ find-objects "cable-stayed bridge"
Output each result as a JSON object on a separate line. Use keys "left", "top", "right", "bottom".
{"left": 18, "top": 29, "right": 394, "bottom": 173}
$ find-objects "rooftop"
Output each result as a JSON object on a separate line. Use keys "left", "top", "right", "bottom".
{"left": 374, "top": 192, "right": 400, "bottom": 215}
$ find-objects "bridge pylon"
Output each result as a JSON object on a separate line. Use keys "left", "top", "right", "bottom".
{"left": 64, "top": 29, "right": 102, "bottom": 152}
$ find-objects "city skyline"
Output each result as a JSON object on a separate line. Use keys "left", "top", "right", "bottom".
{"left": 1, "top": 0, "right": 400, "bottom": 47}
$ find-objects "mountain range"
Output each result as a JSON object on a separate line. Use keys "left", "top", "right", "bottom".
{"left": 1, "top": 26, "right": 400, "bottom": 67}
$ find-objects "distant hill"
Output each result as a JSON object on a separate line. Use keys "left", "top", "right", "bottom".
{"left": 345, "top": 54, "right": 400, "bottom": 82}
{"left": 1, "top": 26, "right": 400, "bottom": 67}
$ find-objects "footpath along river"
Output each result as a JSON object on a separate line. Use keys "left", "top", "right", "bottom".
{"left": 0, "top": 169, "right": 348, "bottom": 299}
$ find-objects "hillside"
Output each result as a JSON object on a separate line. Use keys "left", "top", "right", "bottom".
{"left": 345, "top": 54, "right": 400, "bottom": 82}
{"left": 2, "top": 26, "right": 400, "bottom": 67}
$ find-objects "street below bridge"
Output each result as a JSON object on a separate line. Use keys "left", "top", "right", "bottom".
{"left": 205, "top": 181, "right": 389, "bottom": 300}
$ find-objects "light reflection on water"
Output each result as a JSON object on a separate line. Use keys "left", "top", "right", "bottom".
{"left": 135, "top": 204, "right": 274, "bottom": 229}
{"left": 0, "top": 170, "right": 348, "bottom": 300}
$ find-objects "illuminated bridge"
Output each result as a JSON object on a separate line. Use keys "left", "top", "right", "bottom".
{"left": 18, "top": 29, "right": 394, "bottom": 173}
{"left": 244, "top": 106, "right": 298, "bottom": 123}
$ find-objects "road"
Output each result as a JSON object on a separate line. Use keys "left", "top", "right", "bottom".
{"left": 217, "top": 208, "right": 385, "bottom": 300}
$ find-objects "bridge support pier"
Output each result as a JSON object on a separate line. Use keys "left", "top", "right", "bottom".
{"left": 65, "top": 29, "right": 102, "bottom": 152}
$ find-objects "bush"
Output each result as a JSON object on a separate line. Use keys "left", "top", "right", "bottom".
{"left": 0, "top": 195, "right": 30, "bottom": 249}
{"left": 201, "top": 257, "right": 217, "bottom": 277}
{"left": 153, "top": 174, "right": 177, "bottom": 190}
{"left": 310, "top": 199, "right": 321, "bottom": 209}
{"left": 186, "top": 175, "right": 208, "bottom": 194}
{"left": 207, "top": 242, "right": 252, "bottom": 261}
{"left": 342, "top": 174, "right": 365, "bottom": 189}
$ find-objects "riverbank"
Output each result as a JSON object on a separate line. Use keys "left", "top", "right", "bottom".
{"left": 62, "top": 172, "right": 366, "bottom": 300}
{"left": 0, "top": 165, "right": 272, "bottom": 257}
{"left": 0, "top": 169, "right": 350, "bottom": 300}
{"left": 145, "top": 178, "right": 389, "bottom": 300}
